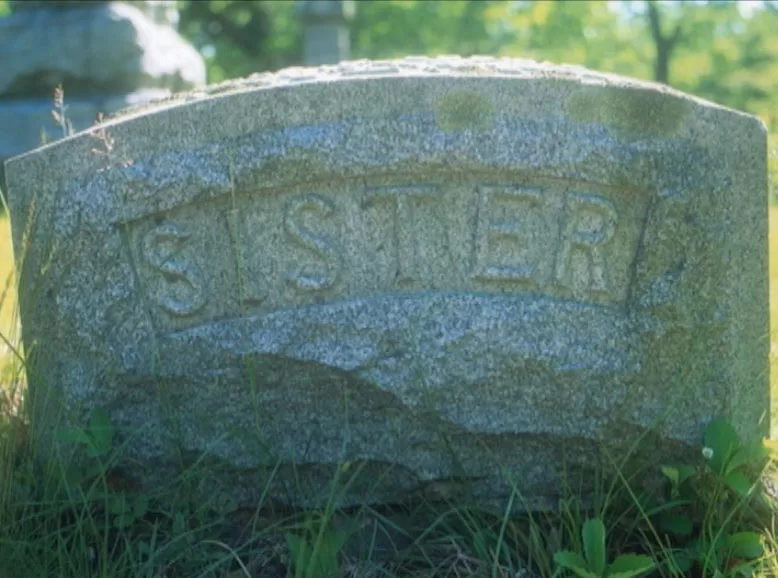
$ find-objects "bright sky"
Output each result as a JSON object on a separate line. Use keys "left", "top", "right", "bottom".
{"left": 738, "top": 0, "right": 765, "bottom": 16}
{"left": 607, "top": 0, "right": 765, "bottom": 18}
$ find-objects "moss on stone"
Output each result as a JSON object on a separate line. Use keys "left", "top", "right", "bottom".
{"left": 435, "top": 91, "right": 495, "bottom": 132}
{"left": 568, "top": 86, "right": 693, "bottom": 137}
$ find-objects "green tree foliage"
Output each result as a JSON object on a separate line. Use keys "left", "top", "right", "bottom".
{"left": 350, "top": 0, "right": 509, "bottom": 59}
{"left": 480, "top": 1, "right": 652, "bottom": 79}
{"left": 177, "top": 0, "right": 301, "bottom": 84}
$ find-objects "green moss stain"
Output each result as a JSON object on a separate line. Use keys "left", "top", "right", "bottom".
{"left": 435, "top": 92, "right": 495, "bottom": 132}
{"left": 568, "top": 87, "right": 692, "bottom": 138}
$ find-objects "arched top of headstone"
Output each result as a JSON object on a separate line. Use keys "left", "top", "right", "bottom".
{"left": 102, "top": 55, "right": 739, "bottom": 126}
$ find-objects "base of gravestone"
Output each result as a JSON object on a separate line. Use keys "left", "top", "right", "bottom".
{"left": 91, "top": 406, "right": 700, "bottom": 517}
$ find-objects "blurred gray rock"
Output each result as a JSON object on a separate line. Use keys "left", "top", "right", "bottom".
{"left": 4, "top": 57, "right": 769, "bottom": 512}
{"left": 0, "top": 1, "right": 203, "bottom": 97}
{"left": 9, "top": 0, "right": 180, "bottom": 27}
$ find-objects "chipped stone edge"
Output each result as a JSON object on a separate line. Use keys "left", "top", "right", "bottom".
{"left": 5, "top": 55, "right": 764, "bottom": 172}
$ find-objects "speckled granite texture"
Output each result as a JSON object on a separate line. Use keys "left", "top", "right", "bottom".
{"left": 4, "top": 57, "right": 770, "bottom": 510}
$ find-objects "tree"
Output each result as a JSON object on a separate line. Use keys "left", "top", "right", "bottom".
{"left": 471, "top": 2, "right": 652, "bottom": 80}
{"left": 646, "top": 0, "right": 683, "bottom": 83}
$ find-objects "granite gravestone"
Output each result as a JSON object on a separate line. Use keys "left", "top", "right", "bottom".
{"left": 4, "top": 57, "right": 769, "bottom": 510}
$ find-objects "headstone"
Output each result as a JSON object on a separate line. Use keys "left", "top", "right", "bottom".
{"left": 0, "top": 0, "right": 204, "bottom": 189}
{"left": 297, "top": 0, "right": 355, "bottom": 66}
{"left": 4, "top": 57, "right": 769, "bottom": 511}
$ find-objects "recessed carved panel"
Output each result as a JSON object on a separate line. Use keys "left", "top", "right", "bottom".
{"left": 129, "top": 173, "right": 649, "bottom": 333}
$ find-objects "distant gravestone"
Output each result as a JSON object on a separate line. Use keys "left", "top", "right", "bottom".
{"left": 4, "top": 57, "right": 770, "bottom": 510}
{"left": 297, "top": 0, "right": 355, "bottom": 66}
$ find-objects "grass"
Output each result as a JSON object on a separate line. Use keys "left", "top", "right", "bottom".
{"left": 770, "top": 205, "right": 778, "bottom": 434}
{"left": 0, "top": 215, "right": 18, "bottom": 357}
{"left": 1, "top": 206, "right": 778, "bottom": 577}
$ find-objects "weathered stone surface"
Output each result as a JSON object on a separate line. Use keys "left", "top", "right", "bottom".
{"left": 4, "top": 57, "right": 770, "bottom": 511}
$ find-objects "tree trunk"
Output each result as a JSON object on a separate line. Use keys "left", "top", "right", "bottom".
{"left": 646, "top": 0, "right": 682, "bottom": 84}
